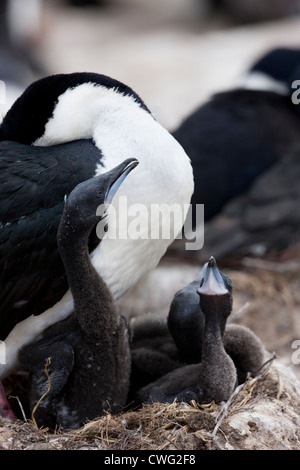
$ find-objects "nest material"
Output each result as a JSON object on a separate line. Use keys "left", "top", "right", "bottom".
{"left": 2, "top": 251, "right": 300, "bottom": 450}
{"left": 1, "top": 356, "right": 299, "bottom": 450}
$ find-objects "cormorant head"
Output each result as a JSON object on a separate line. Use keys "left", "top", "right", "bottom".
{"left": 59, "top": 158, "right": 139, "bottom": 243}
{"left": 0, "top": 72, "right": 150, "bottom": 144}
{"left": 197, "top": 256, "right": 233, "bottom": 322}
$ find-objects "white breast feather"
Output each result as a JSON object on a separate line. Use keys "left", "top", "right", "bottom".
{"left": 1, "top": 82, "right": 194, "bottom": 378}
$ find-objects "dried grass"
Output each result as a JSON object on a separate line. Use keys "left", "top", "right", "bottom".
{"left": 41, "top": 357, "right": 279, "bottom": 451}
{"left": 1, "top": 250, "right": 300, "bottom": 450}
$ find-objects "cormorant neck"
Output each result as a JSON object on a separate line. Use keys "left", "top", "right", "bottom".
{"left": 200, "top": 295, "right": 230, "bottom": 362}
{"left": 58, "top": 219, "right": 119, "bottom": 337}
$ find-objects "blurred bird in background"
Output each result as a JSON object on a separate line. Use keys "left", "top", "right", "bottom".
{"left": 0, "top": 0, "right": 45, "bottom": 117}
{"left": 172, "top": 47, "right": 300, "bottom": 263}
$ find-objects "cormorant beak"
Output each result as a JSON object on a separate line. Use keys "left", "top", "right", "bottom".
{"left": 105, "top": 158, "right": 139, "bottom": 205}
{"left": 197, "top": 256, "right": 229, "bottom": 296}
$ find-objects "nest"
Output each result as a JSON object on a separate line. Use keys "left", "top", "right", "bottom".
{"left": 2, "top": 355, "right": 295, "bottom": 451}
{"left": 2, "top": 247, "right": 300, "bottom": 450}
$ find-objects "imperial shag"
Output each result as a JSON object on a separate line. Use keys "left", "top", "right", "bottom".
{"left": 0, "top": 72, "right": 193, "bottom": 383}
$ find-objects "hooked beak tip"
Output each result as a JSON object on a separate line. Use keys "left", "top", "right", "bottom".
{"left": 198, "top": 256, "right": 228, "bottom": 296}
{"left": 208, "top": 256, "right": 216, "bottom": 268}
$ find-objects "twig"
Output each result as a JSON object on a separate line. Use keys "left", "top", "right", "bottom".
{"left": 256, "top": 352, "right": 277, "bottom": 379}
{"left": 276, "top": 370, "right": 283, "bottom": 401}
{"left": 212, "top": 381, "right": 247, "bottom": 450}
{"left": 242, "top": 257, "right": 300, "bottom": 273}
{"left": 31, "top": 357, "right": 51, "bottom": 428}
{"left": 230, "top": 302, "right": 250, "bottom": 321}
{"left": 8, "top": 395, "right": 27, "bottom": 423}
{"left": 157, "top": 434, "right": 181, "bottom": 451}
{"left": 212, "top": 352, "right": 277, "bottom": 450}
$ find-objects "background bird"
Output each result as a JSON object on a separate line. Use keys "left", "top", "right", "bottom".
{"left": 171, "top": 47, "right": 300, "bottom": 260}
{"left": 0, "top": 72, "right": 193, "bottom": 380}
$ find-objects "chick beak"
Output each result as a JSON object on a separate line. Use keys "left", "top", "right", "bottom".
{"left": 197, "top": 256, "right": 229, "bottom": 296}
{"left": 105, "top": 158, "right": 139, "bottom": 205}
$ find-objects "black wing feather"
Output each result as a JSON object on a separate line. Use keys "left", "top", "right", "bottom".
{"left": 0, "top": 139, "right": 102, "bottom": 339}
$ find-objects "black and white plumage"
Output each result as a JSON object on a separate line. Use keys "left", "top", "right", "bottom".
{"left": 0, "top": 72, "right": 194, "bottom": 379}
{"left": 198, "top": 50, "right": 300, "bottom": 259}
{"left": 19, "top": 159, "right": 137, "bottom": 429}
{"left": 243, "top": 47, "right": 300, "bottom": 95}
{"left": 0, "top": 139, "right": 102, "bottom": 338}
{"left": 173, "top": 47, "right": 300, "bottom": 228}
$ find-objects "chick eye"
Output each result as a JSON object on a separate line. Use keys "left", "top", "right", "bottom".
{"left": 96, "top": 189, "right": 103, "bottom": 198}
